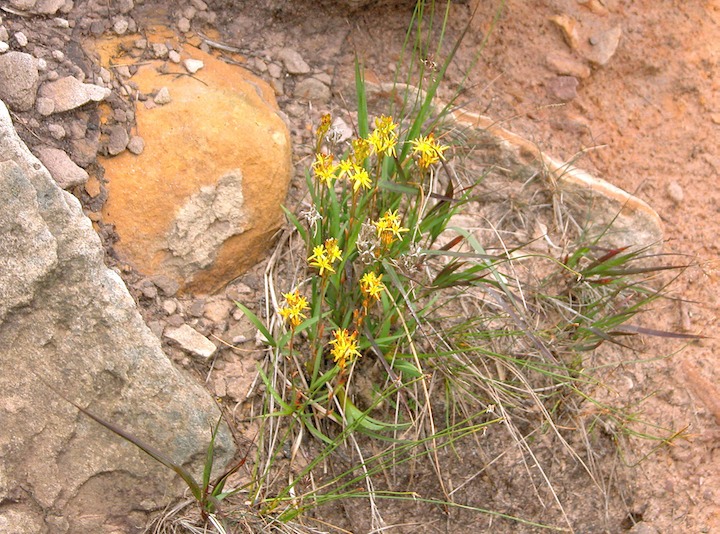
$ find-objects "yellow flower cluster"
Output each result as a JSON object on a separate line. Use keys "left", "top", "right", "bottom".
{"left": 360, "top": 271, "right": 385, "bottom": 301}
{"left": 316, "top": 113, "right": 332, "bottom": 148}
{"left": 368, "top": 115, "right": 398, "bottom": 158}
{"left": 312, "top": 153, "right": 336, "bottom": 187}
{"left": 329, "top": 328, "right": 361, "bottom": 369}
{"left": 279, "top": 289, "right": 310, "bottom": 329}
{"left": 352, "top": 138, "right": 371, "bottom": 165}
{"left": 410, "top": 133, "right": 449, "bottom": 169}
{"left": 308, "top": 238, "right": 343, "bottom": 275}
{"left": 373, "top": 210, "right": 409, "bottom": 247}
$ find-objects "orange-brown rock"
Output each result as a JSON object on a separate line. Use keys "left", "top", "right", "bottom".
{"left": 100, "top": 47, "right": 291, "bottom": 294}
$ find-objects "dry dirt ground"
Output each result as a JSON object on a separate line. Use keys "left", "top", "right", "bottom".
{"left": 5, "top": 0, "right": 719, "bottom": 532}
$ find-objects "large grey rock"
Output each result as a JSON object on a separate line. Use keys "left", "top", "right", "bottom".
{"left": 0, "top": 101, "right": 235, "bottom": 533}
{"left": 0, "top": 52, "right": 39, "bottom": 111}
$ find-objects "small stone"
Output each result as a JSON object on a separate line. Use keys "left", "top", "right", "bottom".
{"left": 150, "top": 274, "right": 180, "bottom": 296}
{"left": 90, "top": 20, "right": 105, "bottom": 36}
{"left": 117, "top": 0, "right": 134, "bottom": 14}
{"left": 167, "top": 314, "right": 185, "bottom": 328}
{"left": 114, "top": 65, "right": 131, "bottom": 78}
{"left": 225, "top": 282, "right": 252, "bottom": 302}
{"left": 546, "top": 75, "right": 579, "bottom": 101}
{"left": 14, "top": 32, "right": 28, "bottom": 47}
{"left": 151, "top": 42, "right": 169, "bottom": 59}
{"left": 36, "top": 96, "right": 55, "bottom": 116}
{"left": 134, "top": 38, "right": 147, "bottom": 50}
{"left": 46, "top": 70, "right": 59, "bottom": 81}
{"left": 294, "top": 77, "right": 331, "bottom": 102}
{"left": 0, "top": 51, "right": 40, "bottom": 112}
{"left": 168, "top": 50, "right": 181, "bottom": 64}
{"left": 203, "top": 299, "right": 233, "bottom": 323}
{"left": 0, "top": 42, "right": 8, "bottom": 53}
{"left": 84, "top": 176, "right": 102, "bottom": 198}
{"left": 33, "top": 0, "right": 66, "bottom": 14}
{"left": 53, "top": 17, "right": 70, "bottom": 28}
{"left": 178, "top": 17, "right": 191, "bottom": 33}
{"left": 153, "top": 86, "right": 171, "bottom": 105}
{"left": 545, "top": 51, "right": 591, "bottom": 79}
{"left": 36, "top": 58, "right": 47, "bottom": 71}
{"left": 113, "top": 18, "right": 129, "bottom": 35}
{"left": 191, "top": 0, "right": 208, "bottom": 10}
{"left": 35, "top": 147, "right": 90, "bottom": 189}
{"left": 162, "top": 299, "right": 178, "bottom": 315}
{"left": 550, "top": 14, "right": 581, "bottom": 51}
{"left": 183, "top": 6, "right": 196, "bottom": 20}
{"left": 127, "top": 135, "right": 145, "bottom": 155}
{"left": 48, "top": 123, "right": 65, "bottom": 139}
{"left": 585, "top": 25, "right": 622, "bottom": 66}
{"left": 38, "top": 76, "right": 111, "bottom": 113}
{"left": 188, "top": 299, "right": 206, "bottom": 318}
{"left": 52, "top": 50, "right": 65, "bottom": 62}
{"left": 277, "top": 48, "right": 310, "bottom": 75}
{"left": 667, "top": 180, "right": 684, "bottom": 205}
{"left": 141, "top": 284, "right": 158, "bottom": 299}
{"left": 267, "top": 62, "right": 282, "bottom": 79}
{"left": 253, "top": 57, "right": 267, "bottom": 73}
{"left": 70, "top": 137, "right": 99, "bottom": 167}
{"left": 106, "top": 124, "right": 129, "bottom": 155}
{"left": 0, "top": 27, "right": 8, "bottom": 42}
{"left": 183, "top": 58, "right": 203, "bottom": 74}
{"left": 164, "top": 324, "right": 217, "bottom": 360}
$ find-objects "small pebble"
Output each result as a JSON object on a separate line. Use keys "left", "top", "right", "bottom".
{"left": 267, "top": 62, "right": 282, "bottom": 79}
{"left": 667, "top": 180, "right": 684, "bottom": 205}
{"left": 151, "top": 42, "right": 169, "bottom": 59}
{"left": 0, "top": 42, "right": 8, "bottom": 53}
{"left": 52, "top": 50, "right": 65, "bottom": 61}
{"left": 162, "top": 299, "right": 178, "bottom": 315}
{"left": 48, "top": 123, "right": 66, "bottom": 139}
{"left": 168, "top": 50, "right": 181, "bottom": 64}
{"left": 53, "top": 18, "right": 70, "bottom": 28}
{"left": 167, "top": 314, "right": 185, "bottom": 328}
{"left": 184, "top": 58, "right": 204, "bottom": 74}
{"left": 114, "top": 18, "right": 129, "bottom": 35}
{"left": 141, "top": 284, "right": 158, "bottom": 299}
{"left": 153, "top": 86, "right": 171, "bottom": 105}
{"left": 127, "top": 135, "right": 145, "bottom": 155}
{"left": 14, "top": 32, "right": 28, "bottom": 47}
{"left": 178, "top": 17, "right": 191, "bottom": 33}
{"left": 188, "top": 299, "right": 206, "bottom": 318}
{"left": 36, "top": 97, "right": 55, "bottom": 116}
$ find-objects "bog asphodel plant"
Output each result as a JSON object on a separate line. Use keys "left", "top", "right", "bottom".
{"left": 253, "top": 107, "right": 468, "bottom": 437}
{"left": 233, "top": 91, "right": 482, "bottom": 440}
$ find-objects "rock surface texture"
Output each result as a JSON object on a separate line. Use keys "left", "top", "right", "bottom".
{"left": 100, "top": 45, "right": 292, "bottom": 294}
{"left": 0, "top": 101, "right": 235, "bottom": 533}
